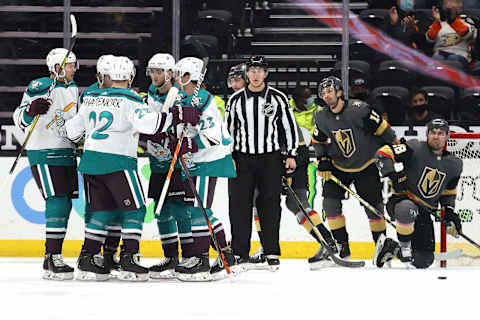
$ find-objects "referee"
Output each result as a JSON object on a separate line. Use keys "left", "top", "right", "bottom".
{"left": 225, "top": 56, "right": 299, "bottom": 267}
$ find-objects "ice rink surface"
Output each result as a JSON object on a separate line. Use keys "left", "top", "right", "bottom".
{"left": 1, "top": 257, "right": 479, "bottom": 320}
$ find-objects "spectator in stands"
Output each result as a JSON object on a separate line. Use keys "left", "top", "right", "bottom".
{"left": 289, "top": 86, "right": 322, "bottom": 133}
{"left": 350, "top": 78, "right": 370, "bottom": 102}
{"left": 405, "top": 88, "right": 442, "bottom": 126}
{"left": 383, "top": 0, "right": 433, "bottom": 53}
{"left": 426, "top": 0, "right": 476, "bottom": 69}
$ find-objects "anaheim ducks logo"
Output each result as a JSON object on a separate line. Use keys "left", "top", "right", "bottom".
{"left": 418, "top": 166, "right": 446, "bottom": 198}
{"left": 332, "top": 129, "right": 356, "bottom": 158}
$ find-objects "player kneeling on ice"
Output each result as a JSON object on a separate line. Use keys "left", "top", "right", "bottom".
{"left": 171, "top": 57, "right": 240, "bottom": 281}
{"left": 54, "top": 56, "right": 200, "bottom": 281}
{"left": 374, "top": 119, "right": 463, "bottom": 268}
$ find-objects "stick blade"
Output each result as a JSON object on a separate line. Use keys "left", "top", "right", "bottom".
{"left": 162, "top": 86, "right": 179, "bottom": 112}
{"left": 70, "top": 14, "right": 77, "bottom": 38}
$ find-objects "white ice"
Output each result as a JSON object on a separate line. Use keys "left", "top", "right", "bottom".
{"left": 1, "top": 258, "right": 479, "bottom": 320}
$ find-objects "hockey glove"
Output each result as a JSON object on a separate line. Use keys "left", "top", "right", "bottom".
{"left": 172, "top": 105, "right": 201, "bottom": 126}
{"left": 390, "top": 162, "right": 407, "bottom": 193}
{"left": 168, "top": 137, "right": 198, "bottom": 156}
{"left": 317, "top": 156, "right": 333, "bottom": 181}
{"left": 26, "top": 98, "right": 50, "bottom": 117}
{"left": 147, "top": 131, "right": 168, "bottom": 144}
{"left": 444, "top": 206, "right": 462, "bottom": 238}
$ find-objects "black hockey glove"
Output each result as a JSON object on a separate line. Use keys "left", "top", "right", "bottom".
{"left": 444, "top": 206, "right": 462, "bottom": 237}
{"left": 26, "top": 98, "right": 50, "bottom": 117}
{"left": 171, "top": 105, "right": 201, "bottom": 126}
{"left": 317, "top": 156, "right": 333, "bottom": 181}
{"left": 390, "top": 163, "right": 407, "bottom": 193}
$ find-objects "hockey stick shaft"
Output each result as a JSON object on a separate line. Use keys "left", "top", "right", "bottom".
{"left": 330, "top": 175, "right": 396, "bottom": 228}
{"left": 179, "top": 156, "right": 231, "bottom": 274}
{"left": 155, "top": 57, "right": 209, "bottom": 215}
{"left": 8, "top": 14, "right": 78, "bottom": 176}
{"left": 282, "top": 177, "right": 365, "bottom": 268}
{"left": 404, "top": 193, "right": 480, "bottom": 250}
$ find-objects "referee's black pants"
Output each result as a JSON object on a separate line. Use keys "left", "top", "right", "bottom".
{"left": 229, "top": 151, "right": 282, "bottom": 258}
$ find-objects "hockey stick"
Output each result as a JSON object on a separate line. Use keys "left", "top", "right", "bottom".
{"left": 8, "top": 14, "right": 78, "bottom": 176}
{"left": 282, "top": 177, "right": 365, "bottom": 268}
{"left": 155, "top": 57, "right": 209, "bottom": 215}
{"left": 404, "top": 193, "right": 480, "bottom": 250}
{"left": 179, "top": 156, "right": 231, "bottom": 274}
{"left": 45, "top": 102, "right": 76, "bottom": 129}
{"left": 330, "top": 175, "right": 396, "bottom": 228}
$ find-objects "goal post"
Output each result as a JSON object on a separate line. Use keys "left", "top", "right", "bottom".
{"left": 441, "top": 132, "right": 480, "bottom": 266}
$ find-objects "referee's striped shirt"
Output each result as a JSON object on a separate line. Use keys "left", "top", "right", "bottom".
{"left": 225, "top": 86, "right": 299, "bottom": 155}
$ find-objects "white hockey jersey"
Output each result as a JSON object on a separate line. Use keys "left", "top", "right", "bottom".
{"left": 13, "top": 77, "right": 78, "bottom": 166}
{"left": 65, "top": 87, "right": 170, "bottom": 174}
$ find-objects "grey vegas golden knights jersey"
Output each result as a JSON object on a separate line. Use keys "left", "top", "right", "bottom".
{"left": 312, "top": 99, "right": 396, "bottom": 172}
{"left": 376, "top": 139, "right": 463, "bottom": 209}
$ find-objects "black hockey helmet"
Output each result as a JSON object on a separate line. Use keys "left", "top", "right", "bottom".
{"left": 246, "top": 55, "right": 268, "bottom": 71}
{"left": 227, "top": 63, "right": 247, "bottom": 87}
{"left": 427, "top": 118, "right": 449, "bottom": 134}
{"left": 319, "top": 76, "right": 343, "bottom": 98}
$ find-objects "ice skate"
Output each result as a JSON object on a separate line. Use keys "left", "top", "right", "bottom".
{"left": 248, "top": 246, "right": 269, "bottom": 271}
{"left": 266, "top": 255, "right": 280, "bottom": 272}
{"left": 149, "top": 256, "right": 179, "bottom": 279}
{"left": 77, "top": 252, "right": 109, "bottom": 281}
{"left": 42, "top": 254, "right": 74, "bottom": 281}
{"left": 338, "top": 241, "right": 351, "bottom": 260}
{"left": 103, "top": 252, "right": 121, "bottom": 278}
{"left": 118, "top": 253, "right": 149, "bottom": 281}
{"left": 373, "top": 235, "right": 399, "bottom": 268}
{"left": 175, "top": 255, "right": 211, "bottom": 282}
{"left": 210, "top": 248, "right": 242, "bottom": 280}
{"left": 398, "top": 244, "right": 413, "bottom": 269}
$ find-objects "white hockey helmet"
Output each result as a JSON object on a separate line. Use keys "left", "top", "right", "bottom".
{"left": 109, "top": 56, "right": 136, "bottom": 84}
{"left": 46, "top": 47, "right": 78, "bottom": 74}
{"left": 146, "top": 53, "right": 175, "bottom": 76}
{"left": 175, "top": 57, "right": 204, "bottom": 86}
{"left": 96, "top": 54, "right": 116, "bottom": 75}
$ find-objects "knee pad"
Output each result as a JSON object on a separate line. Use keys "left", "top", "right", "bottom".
{"left": 412, "top": 250, "right": 434, "bottom": 269}
{"left": 156, "top": 201, "right": 175, "bottom": 224}
{"left": 169, "top": 200, "right": 190, "bottom": 221}
{"left": 122, "top": 206, "right": 146, "bottom": 231}
{"left": 45, "top": 195, "right": 72, "bottom": 228}
{"left": 322, "top": 198, "right": 342, "bottom": 218}
{"left": 157, "top": 218, "right": 178, "bottom": 235}
{"left": 190, "top": 207, "right": 212, "bottom": 227}
{"left": 87, "top": 210, "right": 115, "bottom": 232}
{"left": 394, "top": 200, "right": 418, "bottom": 224}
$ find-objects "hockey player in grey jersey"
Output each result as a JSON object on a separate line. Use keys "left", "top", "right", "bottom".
{"left": 374, "top": 119, "right": 463, "bottom": 268}
{"left": 56, "top": 56, "right": 200, "bottom": 281}
{"left": 13, "top": 48, "right": 79, "bottom": 280}
{"left": 312, "top": 76, "right": 399, "bottom": 259}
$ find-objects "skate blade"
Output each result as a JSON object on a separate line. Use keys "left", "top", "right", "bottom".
{"left": 118, "top": 271, "right": 149, "bottom": 282}
{"left": 109, "top": 270, "right": 121, "bottom": 279}
{"left": 76, "top": 270, "right": 109, "bottom": 281}
{"left": 247, "top": 263, "right": 271, "bottom": 271}
{"left": 176, "top": 271, "right": 212, "bottom": 282}
{"left": 309, "top": 259, "right": 336, "bottom": 270}
{"left": 150, "top": 269, "right": 176, "bottom": 280}
{"left": 210, "top": 265, "right": 243, "bottom": 281}
{"left": 268, "top": 265, "right": 279, "bottom": 272}
{"left": 42, "top": 270, "right": 74, "bottom": 281}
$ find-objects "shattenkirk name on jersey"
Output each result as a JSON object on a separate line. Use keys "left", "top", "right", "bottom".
{"left": 82, "top": 95, "right": 122, "bottom": 109}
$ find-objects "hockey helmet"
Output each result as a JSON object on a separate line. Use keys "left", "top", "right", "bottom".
{"left": 319, "top": 76, "right": 343, "bottom": 97}
{"left": 175, "top": 57, "right": 204, "bottom": 86}
{"left": 427, "top": 118, "right": 449, "bottom": 135}
{"left": 246, "top": 56, "right": 268, "bottom": 71}
{"left": 46, "top": 48, "right": 78, "bottom": 74}
{"left": 146, "top": 53, "right": 175, "bottom": 76}
{"left": 109, "top": 56, "right": 135, "bottom": 84}
{"left": 227, "top": 63, "right": 247, "bottom": 88}
{"left": 96, "top": 54, "right": 116, "bottom": 76}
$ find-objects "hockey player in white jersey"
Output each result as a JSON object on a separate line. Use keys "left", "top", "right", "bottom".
{"left": 171, "top": 57, "right": 239, "bottom": 281}
{"left": 143, "top": 53, "right": 199, "bottom": 279}
{"left": 12, "top": 48, "right": 79, "bottom": 280}
{"left": 56, "top": 56, "right": 200, "bottom": 281}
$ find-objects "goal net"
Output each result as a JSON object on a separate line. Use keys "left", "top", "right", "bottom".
{"left": 441, "top": 132, "right": 480, "bottom": 266}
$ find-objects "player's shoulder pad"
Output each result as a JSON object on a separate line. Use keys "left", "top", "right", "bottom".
{"left": 194, "top": 88, "right": 213, "bottom": 112}
{"left": 147, "top": 83, "right": 156, "bottom": 96}
{"left": 26, "top": 77, "right": 52, "bottom": 97}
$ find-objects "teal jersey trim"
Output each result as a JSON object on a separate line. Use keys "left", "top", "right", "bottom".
{"left": 25, "top": 77, "right": 77, "bottom": 98}
{"left": 84, "top": 87, "right": 144, "bottom": 104}
{"left": 27, "top": 148, "right": 76, "bottom": 166}
{"left": 80, "top": 82, "right": 99, "bottom": 104}
{"left": 78, "top": 150, "right": 137, "bottom": 174}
